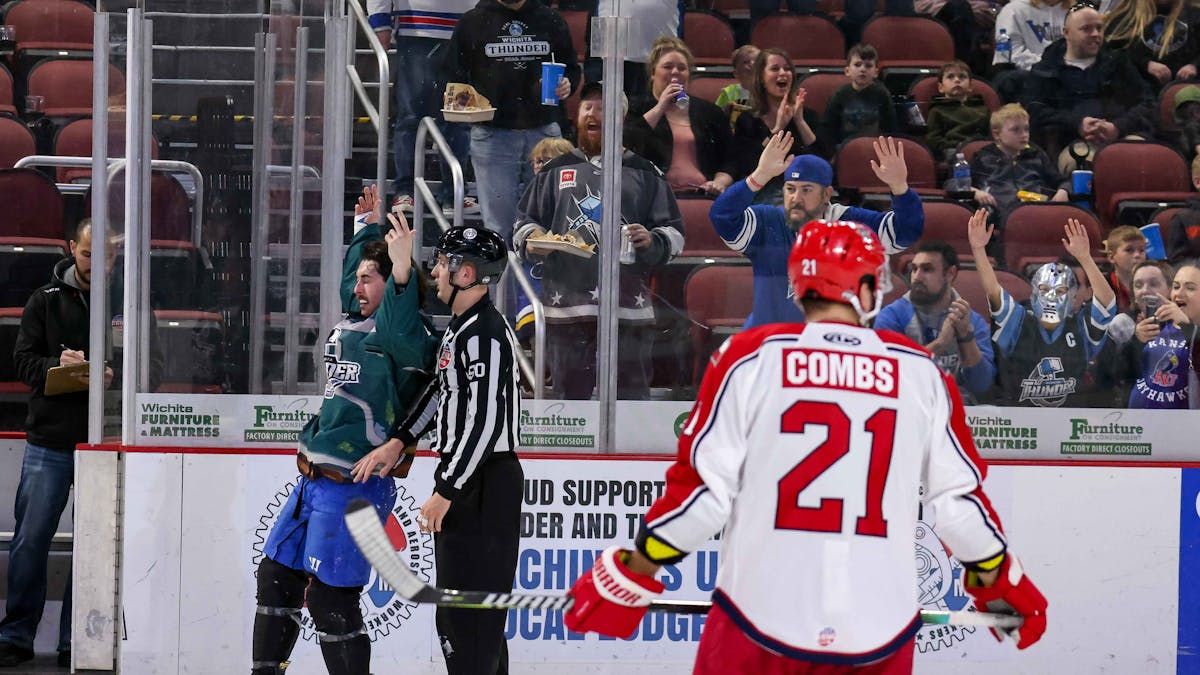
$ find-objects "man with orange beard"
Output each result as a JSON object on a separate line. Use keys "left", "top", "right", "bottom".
{"left": 513, "top": 81, "right": 685, "bottom": 400}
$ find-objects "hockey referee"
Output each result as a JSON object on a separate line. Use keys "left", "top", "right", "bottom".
{"left": 381, "top": 225, "right": 524, "bottom": 674}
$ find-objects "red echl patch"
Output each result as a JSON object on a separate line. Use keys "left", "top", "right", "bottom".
{"left": 558, "top": 168, "right": 576, "bottom": 190}
{"left": 438, "top": 344, "right": 452, "bottom": 370}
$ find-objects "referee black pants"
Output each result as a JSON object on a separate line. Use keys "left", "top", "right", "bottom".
{"left": 435, "top": 452, "right": 523, "bottom": 675}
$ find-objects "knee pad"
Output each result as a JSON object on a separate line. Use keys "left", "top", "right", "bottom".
{"left": 307, "top": 579, "right": 370, "bottom": 675}
{"left": 252, "top": 558, "right": 308, "bottom": 673}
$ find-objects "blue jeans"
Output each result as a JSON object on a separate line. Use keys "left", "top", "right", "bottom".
{"left": 392, "top": 36, "right": 469, "bottom": 202}
{"left": 470, "top": 123, "right": 561, "bottom": 243}
{"left": 0, "top": 443, "right": 73, "bottom": 653}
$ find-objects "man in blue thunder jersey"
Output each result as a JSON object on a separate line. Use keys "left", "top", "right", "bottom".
{"left": 967, "top": 209, "right": 1119, "bottom": 408}
{"left": 708, "top": 131, "right": 924, "bottom": 328}
{"left": 251, "top": 187, "right": 436, "bottom": 675}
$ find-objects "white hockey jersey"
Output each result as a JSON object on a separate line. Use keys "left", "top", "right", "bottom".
{"left": 641, "top": 321, "right": 1006, "bottom": 664}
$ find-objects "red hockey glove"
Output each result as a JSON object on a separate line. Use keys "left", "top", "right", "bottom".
{"left": 564, "top": 546, "right": 664, "bottom": 638}
{"left": 963, "top": 553, "right": 1048, "bottom": 649}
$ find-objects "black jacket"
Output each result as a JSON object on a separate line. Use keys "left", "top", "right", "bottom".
{"left": 13, "top": 257, "right": 163, "bottom": 451}
{"left": 969, "top": 142, "right": 1068, "bottom": 217}
{"left": 1167, "top": 197, "right": 1200, "bottom": 264}
{"left": 1105, "top": 7, "right": 1200, "bottom": 83}
{"left": 1021, "top": 39, "right": 1155, "bottom": 149}
{"left": 624, "top": 95, "right": 738, "bottom": 182}
{"left": 443, "top": 0, "right": 581, "bottom": 130}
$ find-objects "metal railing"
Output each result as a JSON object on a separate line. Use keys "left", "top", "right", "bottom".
{"left": 345, "top": 0, "right": 389, "bottom": 203}
{"left": 503, "top": 252, "right": 545, "bottom": 399}
{"left": 14, "top": 156, "right": 205, "bottom": 248}
{"left": 413, "top": 116, "right": 465, "bottom": 247}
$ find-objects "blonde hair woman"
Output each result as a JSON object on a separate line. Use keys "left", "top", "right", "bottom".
{"left": 1104, "top": 0, "right": 1200, "bottom": 83}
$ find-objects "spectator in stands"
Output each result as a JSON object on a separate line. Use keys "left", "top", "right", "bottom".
{"left": 967, "top": 208, "right": 1120, "bottom": 407}
{"left": 969, "top": 103, "right": 1069, "bottom": 219}
{"left": 1, "top": 221, "right": 162, "bottom": 669}
{"left": 1103, "top": 0, "right": 1200, "bottom": 87}
{"left": 990, "top": 0, "right": 1068, "bottom": 102}
{"left": 732, "top": 48, "right": 821, "bottom": 204}
{"left": 1120, "top": 260, "right": 1199, "bottom": 408}
{"left": 1173, "top": 85, "right": 1200, "bottom": 162}
{"left": 1021, "top": 2, "right": 1156, "bottom": 162}
{"left": 1102, "top": 225, "right": 1148, "bottom": 313}
{"left": 530, "top": 137, "right": 575, "bottom": 175}
{"left": 516, "top": 137, "right": 576, "bottom": 348}
{"left": 715, "top": 45, "right": 760, "bottom": 124}
{"left": 874, "top": 241, "right": 997, "bottom": 401}
{"left": 710, "top": 132, "right": 924, "bottom": 327}
{"left": 570, "top": 0, "right": 678, "bottom": 96}
{"left": 444, "top": 0, "right": 581, "bottom": 243}
{"left": 823, "top": 44, "right": 899, "bottom": 147}
{"left": 925, "top": 59, "right": 992, "bottom": 161}
{"left": 1167, "top": 155, "right": 1200, "bottom": 263}
{"left": 915, "top": 0, "right": 992, "bottom": 64}
{"left": 370, "top": 0, "right": 477, "bottom": 215}
{"left": 1108, "top": 259, "right": 1174, "bottom": 347}
{"left": 626, "top": 37, "right": 738, "bottom": 197}
{"left": 513, "top": 82, "right": 684, "bottom": 399}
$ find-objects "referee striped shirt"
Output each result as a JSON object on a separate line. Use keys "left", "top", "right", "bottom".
{"left": 394, "top": 296, "right": 521, "bottom": 499}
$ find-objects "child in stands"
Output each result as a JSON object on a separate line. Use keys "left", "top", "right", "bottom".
{"left": 925, "top": 59, "right": 991, "bottom": 161}
{"left": 822, "top": 44, "right": 897, "bottom": 145}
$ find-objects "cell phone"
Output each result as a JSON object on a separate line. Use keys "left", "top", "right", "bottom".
{"left": 1142, "top": 295, "right": 1162, "bottom": 318}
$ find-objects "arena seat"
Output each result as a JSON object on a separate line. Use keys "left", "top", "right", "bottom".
{"left": 959, "top": 138, "right": 991, "bottom": 163}
{"left": 686, "top": 264, "right": 753, "bottom": 382}
{"left": 0, "top": 169, "right": 67, "bottom": 307}
{"left": 751, "top": 14, "right": 845, "bottom": 68}
{"left": 1003, "top": 203, "right": 1102, "bottom": 275}
{"left": 689, "top": 76, "right": 738, "bottom": 105}
{"left": 796, "top": 72, "right": 850, "bottom": 118}
{"left": 560, "top": 10, "right": 588, "bottom": 63}
{"left": 26, "top": 59, "right": 125, "bottom": 117}
{"left": 1158, "top": 80, "right": 1195, "bottom": 134}
{"left": 0, "top": 64, "right": 16, "bottom": 117}
{"left": 53, "top": 117, "right": 160, "bottom": 183}
{"left": 153, "top": 310, "right": 225, "bottom": 393}
{"left": 711, "top": 0, "right": 750, "bottom": 19}
{"left": 683, "top": 11, "right": 735, "bottom": 67}
{"left": 908, "top": 75, "right": 1001, "bottom": 119}
{"left": 3, "top": 0, "right": 95, "bottom": 57}
{"left": 0, "top": 117, "right": 36, "bottom": 170}
{"left": 1091, "top": 141, "right": 1194, "bottom": 228}
{"left": 835, "top": 135, "right": 942, "bottom": 195}
{"left": 0, "top": 307, "right": 31, "bottom": 394}
{"left": 954, "top": 268, "right": 1031, "bottom": 320}
{"left": 862, "top": 16, "right": 954, "bottom": 69}
{"left": 890, "top": 200, "right": 977, "bottom": 273}
{"left": 675, "top": 197, "right": 743, "bottom": 262}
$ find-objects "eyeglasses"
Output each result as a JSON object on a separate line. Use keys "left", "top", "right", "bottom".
{"left": 1066, "top": 1, "right": 1098, "bottom": 13}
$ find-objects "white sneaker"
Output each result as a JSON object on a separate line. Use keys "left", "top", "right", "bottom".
{"left": 442, "top": 196, "right": 480, "bottom": 215}
{"left": 391, "top": 195, "right": 415, "bottom": 214}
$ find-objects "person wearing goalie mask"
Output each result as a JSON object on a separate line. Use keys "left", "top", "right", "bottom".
{"left": 967, "top": 209, "right": 1119, "bottom": 407}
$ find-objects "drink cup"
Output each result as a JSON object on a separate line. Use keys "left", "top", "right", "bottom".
{"left": 1141, "top": 222, "right": 1166, "bottom": 261}
{"left": 1071, "top": 170, "right": 1093, "bottom": 196}
{"left": 0, "top": 25, "right": 14, "bottom": 54}
{"left": 541, "top": 62, "right": 566, "bottom": 106}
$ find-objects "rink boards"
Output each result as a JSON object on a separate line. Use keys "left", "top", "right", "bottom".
{"left": 101, "top": 448, "right": 1199, "bottom": 675}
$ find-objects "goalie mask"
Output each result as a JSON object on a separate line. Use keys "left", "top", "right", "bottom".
{"left": 1030, "top": 262, "right": 1077, "bottom": 327}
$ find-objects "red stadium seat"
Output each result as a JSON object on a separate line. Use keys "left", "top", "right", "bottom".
{"left": 891, "top": 201, "right": 976, "bottom": 273}
{"left": 676, "top": 197, "right": 743, "bottom": 261}
{"left": 1158, "top": 80, "right": 1195, "bottom": 133}
{"left": 683, "top": 11, "right": 735, "bottom": 67}
{"left": 862, "top": 17, "right": 954, "bottom": 69}
{"left": 689, "top": 76, "right": 738, "bottom": 105}
{"left": 0, "top": 64, "right": 16, "bottom": 117}
{"left": 560, "top": 10, "right": 588, "bottom": 62}
{"left": 751, "top": 14, "right": 845, "bottom": 68}
{"left": 1003, "top": 203, "right": 1102, "bottom": 275}
{"left": 953, "top": 268, "right": 1030, "bottom": 320}
{"left": 796, "top": 72, "right": 850, "bottom": 118}
{"left": 26, "top": 59, "right": 126, "bottom": 117}
{"left": 0, "top": 308, "right": 32, "bottom": 394}
{"left": 3, "top": 0, "right": 94, "bottom": 56}
{"left": 686, "top": 264, "right": 753, "bottom": 381}
{"left": 711, "top": 0, "right": 750, "bottom": 19}
{"left": 1091, "top": 141, "right": 1194, "bottom": 228}
{"left": 959, "top": 139, "right": 992, "bottom": 163}
{"left": 835, "top": 136, "right": 942, "bottom": 194}
{"left": 53, "top": 117, "right": 160, "bottom": 183}
{"left": 0, "top": 169, "right": 67, "bottom": 307}
{"left": 0, "top": 117, "right": 36, "bottom": 170}
{"left": 908, "top": 75, "right": 1001, "bottom": 119}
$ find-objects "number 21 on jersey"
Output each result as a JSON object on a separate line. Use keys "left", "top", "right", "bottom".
{"left": 775, "top": 401, "right": 897, "bottom": 538}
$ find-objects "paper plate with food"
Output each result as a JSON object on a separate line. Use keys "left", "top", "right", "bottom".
{"left": 525, "top": 231, "right": 596, "bottom": 258}
{"left": 442, "top": 83, "right": 496, "bottom": 123}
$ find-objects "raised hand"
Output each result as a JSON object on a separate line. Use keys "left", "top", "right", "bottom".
{"left": 967, "top": 208, "right": 993, "bottom": 252}
{"left": 1061, "top": 218, "right": 1092, "bottom": 261}
{"left": 355, "top": 184, "right": 382, "bottom": 224}
{"left": 869, "top": 136, "right": 909, "bottom": 194}
{"left": 385, "top": 212, "right": 415, "bottom": 283}
{"left": 752, "top": 130, "right": 795, "bottom": 184}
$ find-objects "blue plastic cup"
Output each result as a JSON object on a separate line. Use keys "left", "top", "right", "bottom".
{"left": 1141, "top": 222, "right": 1167, "bottom": 260}
{"left": 541, "top": 62, "right": 566, "bottom": 106}
{"left": 1071, "top": 170, "right": 1093, "bottom": 196}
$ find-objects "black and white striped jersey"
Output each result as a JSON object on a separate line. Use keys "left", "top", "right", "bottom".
{"left": 394, "top": 296, "right": 521, "bottom": 499}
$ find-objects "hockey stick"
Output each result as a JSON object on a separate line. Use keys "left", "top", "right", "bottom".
{"left": 345, "top": 500, "right": 1022, "bottom": 630}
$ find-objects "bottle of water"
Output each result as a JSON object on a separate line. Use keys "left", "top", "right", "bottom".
{"left": 672, "top": 77, "right": 690, "bottom": 111}
{"left": 995, "top": 28, "right": 1012, "bottom": 64}
{"left": 951, "top": 152, "right": 972, "bottom": 193}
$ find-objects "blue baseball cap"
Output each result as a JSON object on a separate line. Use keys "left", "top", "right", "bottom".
{"left": 784, "top": 155, "right": 833, "bottom": 187}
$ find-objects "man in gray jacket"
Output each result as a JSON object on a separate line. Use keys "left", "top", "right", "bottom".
{"left": 514, "top": 82, "right": 684, "bottom": 400}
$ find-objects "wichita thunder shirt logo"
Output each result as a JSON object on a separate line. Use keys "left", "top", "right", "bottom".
{"left": 484, "top": 20, "right": 549, "bottom": 64}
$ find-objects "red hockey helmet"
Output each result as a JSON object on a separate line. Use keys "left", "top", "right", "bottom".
{"left": 787, "top": 220, "right": 890, "bottom": 323}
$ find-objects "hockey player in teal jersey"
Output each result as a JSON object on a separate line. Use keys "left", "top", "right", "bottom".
{"left": 251, "top": 186, "right": 436, "bottom": 675}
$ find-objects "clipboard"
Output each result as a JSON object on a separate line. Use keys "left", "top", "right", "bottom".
{"left": 44, "top": 362, "right": 91, "bottom": 396}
